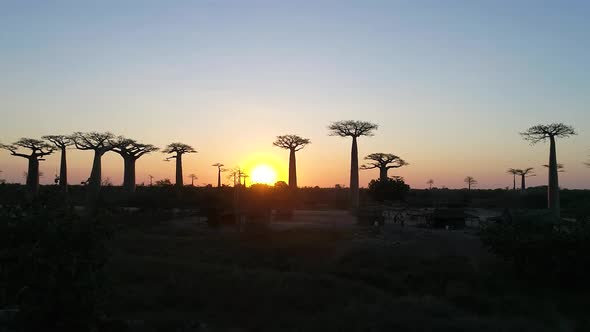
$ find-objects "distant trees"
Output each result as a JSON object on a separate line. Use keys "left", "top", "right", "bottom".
{"left": 464, "top": 176, "right": 477, "bottom": 190}
{"left": 360, "top": 153, "right": 408, "bottom": 181}
{"left": 427, "top": 179, "right": 434, "bottom": 189}
{"left": 163, "top": 143, "right": 196, "bottom": 188}
{"left": 328, "top": 120, "right": 378, "bottom": 210}
{"left": 515, "top": 167, "right": 535, "bottom": 191}
{"left": 521, "top": 123, "right": 576, "bottom": 216}
{"left": 71, "top": 132, "right": 115, "bottom": 197}
{"left": 507, "top": 168, "right": 519, "bottom": 190}
{"left": 212, "top": 163, "right": 226, "bottom": 188}
{"left": 187, "top": 173, "right": 198, "bottom": 186}
{"left": 273, "top": 135, "right": 311, "bottom": 189}
{"left": 111, "top": 137, "right": 158, "bottom": 193}
{"left": 1, "top": 138, "right": 54, "bottom": 194}
{"left": 43, "top": 135, "right": 73, "bottom": 192}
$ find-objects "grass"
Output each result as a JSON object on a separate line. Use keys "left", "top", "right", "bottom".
{"left": 103, "top": 216, "right": 589, "bottom": 331}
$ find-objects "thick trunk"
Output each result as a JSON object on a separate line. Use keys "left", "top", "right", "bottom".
{"left": 175, "top": 154, "right": 183, "bottom": 188}
{"left": 521, "top": 175, "right": 526, "bottom": 191}
{"left": 217, "top": 168, "right": 221, "bottom": 188}
{"left": 289, "top": 148, "right": 297, "bottom": 189}
{"left": 26, "top": 158, "right": 40, "bottom": 194}
{"left": 350, "top": 136, "right": 359, "bottom": 210}
{"left": 60, "top": 147, "right": 68, "bottom": 192}
{"left": 512, "top": 175, "right": 516, "bottom": 190}
{"left": 123, "top": 157, "right": 136, "bottom": 193}
{"left": 548, "top": 136, "right": 560, "bottom": 216}
{"left": 88, "top": 151, "right": 102, "bottom": 194}
{"left": 379, "top": 167, "right": 388, "bottom": 181}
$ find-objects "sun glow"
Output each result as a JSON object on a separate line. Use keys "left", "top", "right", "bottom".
{"left": 251, "top": 164, "right": 277, "bottom": 185}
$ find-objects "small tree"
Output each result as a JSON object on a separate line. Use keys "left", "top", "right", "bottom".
{"left": 71, "top": 132, "right": 115, "bottom": 198}
{"left": 367, "top": 176, "right": 410, "bottom": 202}
{"left": 43, "top": 135, "right": 74, "bottom": 192}
{"left": 515, "top": 167, "right": 535, "bottom": 191}
{"left": 521, "top": 123, "right": 576, "bottom": 216}
{"left": 328, "top": 120, "right": 378, "bottom": 210}
{"left": 427, "top": 179, "right": 434, "bottom": 189}
{"left": 187, "top": 173, "right": 198, "bottom": 186}
{"left": 212, "top": 163, "right": 226, "bottom": 188}
{"left": 273, "top": 135, "right": 311, "bottom": 189}
{"left": 162, "top": 143, "right": 196, "bottom": 188}
{"left": 507, "top": 168, "right": 519, "bottom": 190}
{"left": 1, "top": 139, "right": 54, "bottom": 194}
{"left": 360, "top": 153, "right": 408, "bottom": 181}
{"left": 464, "top": 176, "right": 477, "bottom": 190}
{"left": 111, "top": 137, "right": 158, "bottom": 193}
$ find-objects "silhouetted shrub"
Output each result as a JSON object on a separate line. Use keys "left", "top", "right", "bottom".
{"left": 0, "top": 203, "right": 111, "bottom": 331}
{"left": 367, "top": 177, "right": 410, "bottom": 202}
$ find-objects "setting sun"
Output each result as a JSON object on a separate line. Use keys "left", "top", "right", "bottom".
{"left": 251, "top": 165, "right": 277, "bottom": 185}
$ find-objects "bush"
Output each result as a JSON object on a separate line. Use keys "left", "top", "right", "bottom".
{"left": 0, "top": 203, "right": 111, "bottom": 331}
{"left": 367, "top": 177, "right": 410, "bottom": 202}
{"left": 480, "top": 210, "right": 590, "bottom": 288}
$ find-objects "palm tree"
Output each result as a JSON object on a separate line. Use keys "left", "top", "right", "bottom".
{"left": 515, "top": 167, "right": 535, "bottom": 191}
{"left": 42, "top": 135, "right": 74, "bottom": 192}
{"left": 212, "top": 163, "right": 226, "bottom": 188}
{"left": 1, "top": 139, "right": 54, "bottom": 194}
{"left": 427, "top": 179, "right": 434, "bottom": 189}
{"left": 360, "top": 153, "right": 408, "bottom": 181}
{"left": 162, "top": 143, "right": 196, "bottom": 188}
{"left": 273, "top": 135, "right": 311, "bottom": 189}
{"left": 507, "top": 168, "right": 519, "bottom": 190}
{"left": 521, "top": 123, "right": 576, "bottom": 216}
{"left": 328, "top": 120, "right": 378, "bottom": 210}
{"left": 464, "top": 176, "right": 477, "bottom": 190}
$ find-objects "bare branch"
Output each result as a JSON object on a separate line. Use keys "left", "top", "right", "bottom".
{"left": 520, "top": 123, "right": 576, "bottom": 144}
{"left": 328, "top": 120, "right": 378, "bottom": 138}
{"left": 162, "top": 142, "right": 196, "bottom": 156}
{"left": 71, "top": 132, "right": 115, "bottom": 152}
{"left": 42, "top": 135, "right": 74, "bottom": 149}
{"left": 111, "top": 136, "right": 158, "bottom": 159}
{"left": 361, "top": 153, "right": 408, "bottom": 170}
{"left": 273, "top": 135, "right": 311, "bottom": 151}
{"left": 1, "top": 138, "right": 54, "bottom": 159}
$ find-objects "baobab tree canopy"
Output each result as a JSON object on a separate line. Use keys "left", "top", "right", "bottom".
{"left": 0, "top": 138, "right": 54, "bottom": 158}
{"left": 42, "top": 135, "right": 73, "bottom": 148}
{"left": 520, "top": 123, "right": 577, "bottom": 143}
{"left": 71, "top": 132, "right": 115, "bottom": 152}
{"left": 111, "top": 137, "right": 159, "bottom": 159}
{"left": 328, "top": 120, "right": 378, "bottom": 137}
{"left": 162, "top": 142, "right": 196, "bottom": 155}
{"left": 273, "top": 135, "right": 311, "bottom": 151}
{"left": 361, "top": 153, "right": 408, "bottom": 170}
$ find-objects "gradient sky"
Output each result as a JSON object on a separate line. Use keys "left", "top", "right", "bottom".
{"left": 1, "top": 0, "right": 589, "bottom": 189}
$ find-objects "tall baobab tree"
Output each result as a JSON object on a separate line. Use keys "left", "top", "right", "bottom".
{"left": 273, "top": 134, "right": 311, "bottom": 189}
{"left": 507, "top": 168, "right": 519, "bottom": 190}
{"left": 42, "top": 135, "right": 74, "bottom": 192}
{"left": 1, "top": 138, "right": 54, "bottom": 194}
{"left": 212, "top": 163, "right": 226, "bottom": 188}
{"left": 328, "top": 120, "right": 378, "bottom": 210}
{"left": 187, "top": 173, "right": 198, "bottom": 186}
{"left": 162, "top": 142, "right": 196, "bottom": 188}
{"left": 543, "top": 163, "right": 565, "bottom": 172}
{"left": 427, "top": 179, "right": 434, "bottom": 189}
{"left": 360, "top": 153, "right": 408, "bottom": 181}
{"left": 521, "top": 123, "right": 576, "bottom": 216}
{"left": 464, "top": 176, "right": 477, "bottom": 190}
{"left": 72, "top": 132, "right": 115, "bottom": 196}
{"left": 515, "top": 167, "right": 535, "bottom": 191}
{"left": 111, "top": 137, "right": 158, "bottom": 193}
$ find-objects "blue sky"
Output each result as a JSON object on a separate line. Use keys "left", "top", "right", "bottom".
{"left": 1, "top": 0, "right": 589, "bottom": 188}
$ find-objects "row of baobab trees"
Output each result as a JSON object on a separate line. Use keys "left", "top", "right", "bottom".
{"left": 0, "top": 121, "right": 586, "bottom": 215}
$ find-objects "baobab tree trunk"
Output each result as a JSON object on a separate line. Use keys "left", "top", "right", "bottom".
{"left": 175, "top": 154, "right": 183, "bottom": 188}
{"left": 86, "top": 151, "right": 103, "bottom": 210}
{"left": 59, "top": 147, "right": 68, "bottom": 192}
{"left": 26, "top": 158, "right": 40, "bottom": 194}
{"left": 289, "top": 148, "right": 297, "bottom": 189}
{"left": 548, "top": 136, "right": 560, "bottom": 216}
{"left": 521, "top": 175, "right": 526, "bottom": 191}
{"left": 217, "top": 169, "right": 222, "bottom": 188}
{"left": 123, "top": 157, "right": 136, "bottom": 193}
{"left": 512, "top": 175, "right": 516, "bottom": 190}
{"left": 379, "top": 167, "right": 388, "bottom": 181}
{"left": 350, "top": 136, "right": 359, "bottom": 210}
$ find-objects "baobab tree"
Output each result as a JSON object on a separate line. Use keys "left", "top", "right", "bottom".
{"left": 464, "top": 176, "right": 477, "bottom": 190}
{"left": 328, "top": 120, "right": 378, "bottom": 210}
{"left": 515, "top": 167, "right": 535, "bottom": 191}
{"left": 162, "top": 142, "right": 196, "bottom": 188}
{"left": 427, "top": 179, "right": 434, "bottom": 189}
{"left": 521, "top": 123, "right": 576, "bottom": 216}
{"left": 273, "top": 134, "right": 311, "bottom": 189}
{"left": 507, "top": 168, "right": 519, "bottom": 190}
{"left": 111, "top": 137, "right": 158, "bottom": 193}
{"left": 360, "top": 153, "right": 408, "bottom": 181}
{"left": 0, "top": 138, "right": 54, "bottom": 194}
{"left": 543, "top": 163, "right": 565, "bottom": 172}
{"left": 42, "top": 134, "right": 74, "bottom": 192}
{"left": 72, "top": 132, "right": 115, "bottom": 196}
{"left": 187, "top": 173, "right": 198, "bottom": 186}
{"left": 212, "top": 163, "right": 226, "bottom": 187}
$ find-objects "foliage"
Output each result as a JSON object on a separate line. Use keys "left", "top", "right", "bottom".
{"left": 367, "top": 177, "right": 410, "bottom": 202}
{"left": 481, "top": 211, "right": 590, "bottom": 287}
{"left": 0, "top": 203, "right": 111, "bottom": 330}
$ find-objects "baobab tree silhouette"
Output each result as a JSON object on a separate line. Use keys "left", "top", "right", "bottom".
{"left": 163, "top": 143, "right": 196, "bottom": 188}
{"left": 328, "top": 120, "right": 378, "bottom": 210}
{"left": 187, "top": 173, "right": 198, "bottom": 186}
{"left": 273, "top": 134, "right": 311, "bottom": 189}
{"left": 427, "top": 179, "right": 434, "bottom": 189}
{"left": 543, "top": 163, "right": 565, "bottom": 173}
{"left": 360, "top": 153, "right": 408, "bottom": 181}
{"left": 111, "top": 137, "right": 158, "bottom": 193}
{"left": 43, "top": 135, "right": 73, "bottom": 193}
{"left": 521, "top": 123, "right": 576, "bottom": 216}
{"left": 1, "top": 138, "right": 54, "bottom": 194}
{"left": 212, "top": 163, "right": 226, "bottom": 188}
{"left": 507, "top": 168, "right": 519, "bottom": 190}
{"left": 515, "top": 168, "right": 535, "bottom": 191}
{"left": 71, "top": 132, "right": 115, "bottom": 198}
{"left": 464, "top": 176, "right": 477, "bottom": 190}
